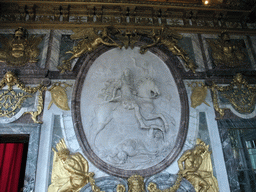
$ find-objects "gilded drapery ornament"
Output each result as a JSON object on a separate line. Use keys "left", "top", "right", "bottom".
{"left": 187, "top": 82, "right": 210, "bottom": 108}
{"left": 139, "top": 26, "right": 197, "bottom": 73}
{"left": 58, "top": 27, "right": 123, "bottom": 73}
{"left": 48, "top": 82, "right": 72, "bottom": 111}
{"left": 210, "top": 73, "right": 256, "bottom": 117}
{"left": 0, "top": 27, "right": 44, "bottom": 66}
{"left": 207, "top": 31, "right": 245, "bottom": 67}
{"left": 48, "top": 139, "right": 97, "bottom": 192}
{"left": 0, "top": 71, "right": 45, "bottom": 123}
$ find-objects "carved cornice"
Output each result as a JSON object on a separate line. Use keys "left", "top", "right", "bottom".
{"left": 1, "top": 1, "right": 255, "bottom": 34}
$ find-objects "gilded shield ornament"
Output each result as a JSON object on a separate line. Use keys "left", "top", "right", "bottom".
{"left": 188, "top": 82, "right": 210, "bottom": 109}
{"left": 48, "top": 82, "right": 71, "bottom": 111}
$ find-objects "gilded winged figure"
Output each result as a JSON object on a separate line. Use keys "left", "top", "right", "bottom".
{"left": 58, "top": 27, "right": 123, "bottom": 73}
{"left": 139, "top": 27, "right": 196, "bottom": 73}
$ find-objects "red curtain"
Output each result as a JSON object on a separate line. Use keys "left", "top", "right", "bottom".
{"left": 0, "top": 143, "right": 24, "bottom": 192}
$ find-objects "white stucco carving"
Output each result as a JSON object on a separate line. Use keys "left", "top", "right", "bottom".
{"left": 81, "top": 48, "right": 181, "bottom": 170}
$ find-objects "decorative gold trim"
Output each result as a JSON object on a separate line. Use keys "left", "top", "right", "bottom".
{"left": 0, "top": 71, "right": 46, "bottom": 123}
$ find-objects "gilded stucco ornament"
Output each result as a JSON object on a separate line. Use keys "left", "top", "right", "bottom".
{"left": 0, "top": 27, "right": 44, "bottom": 66}
{"left": 147, "top": 139, "right": 218, "bottom": 192}
{"left": 48, "top": 139, "right": 99, "bottom": 192}
{"left": 187, "top": 82, "right": 210, "bottom": 108}
{"left": 48, "top": 82, "right": 72, "bottom": 111}
{"left": 58, "top": 27, "right": 123, "bottom": 73}
{"left": 0, "top": 71, "right": 45, "bottom": 123}
{"left": 139, "top": 27, "right": 197, "bottom": 73}
{"left": 178, "top": 139, "right": 219, "bottom": 192}
{"left": 128, "top": 174, "right": 145, "bottom": 192}
{"left": 207, "top": 31, "right": 245, "bottom": 67}
{"left": 210, "top": 73, "right": 256, "bottom": 117}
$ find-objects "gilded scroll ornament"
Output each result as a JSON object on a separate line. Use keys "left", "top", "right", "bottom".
{"left": 0, "top": 71, "right": 45, "bottom": 123}
{"left": 139, "top": 27, "right": 197, "bottom": 73}
{"left": 48, "top": 139, "right": 96, "bottom": 192}
{"left": 207, "top": 31, "right": 245, "bottom": 67}
{"left": 116, "top": 184, "right": 126, "bottom": 192}
{"left": 187, "top": 82, "right": 210, "bottom": 109}
{"left": 211, "top": 73, "right": 256, "bottom": 117}
{"left": 48, "top": 82, "right": 72, "bottom": 111}
{"left": 58, "top": 27, "right": 123, "bottom": 73}
{"left": 0, "top": 27, "right": 44, "bottom": 66}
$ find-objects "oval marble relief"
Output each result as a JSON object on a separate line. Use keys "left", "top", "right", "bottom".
{"left": 72, "top": 47, "right": 189, "bottom": 177}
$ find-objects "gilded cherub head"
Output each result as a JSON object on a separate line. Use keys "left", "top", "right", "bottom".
{"left": 4, "top": 71, "right": 18, "bottom": 90}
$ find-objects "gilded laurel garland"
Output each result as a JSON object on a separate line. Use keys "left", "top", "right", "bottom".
{"left": 0, "top": 71, "right": 45, "bottom": 123}
{"left": 0, "top": 27, "right": 44, "bottom": 66}
{"left": 59, "top": 26, "right": 196, "bottom": 73}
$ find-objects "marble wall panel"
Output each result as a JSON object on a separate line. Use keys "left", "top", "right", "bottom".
{"left": 181, "top": 33, "right": 205, "bottom": 72}
{"left": 0, "top": 124, "right": 41, "bottom": 192}
{"left": 218, "top": 119, "right": 256, "bottom": 192}
{"left": 48, "top": 30, "right": 74, "bottom": 71}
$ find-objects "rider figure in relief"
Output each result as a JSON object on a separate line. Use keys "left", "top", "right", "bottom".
{"left": 109, "top": 68, "right": 136, "bottom": 110}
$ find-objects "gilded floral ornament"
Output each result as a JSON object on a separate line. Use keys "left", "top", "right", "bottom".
{"left": 58, "top": 26, "right": 123, "bottom": 73}
{"left": 0, "top": 27, "right": 44, "bottom": 66}
{"left": 207, "top": 31, "right": 245, "bottom": 67}
{"left": 210, "top": 73, "right": 256, "bottom": 117}
{"left": 0, "top": 71, "right": 45, "bottom": 123}
{"left": 48, "top": 139, "right": 97, "bottom": 192}
{"left": 47, "top": 82, "right": 72, "bottom": 111}
{"left": 139, "top": 26, "right": 197, "bottom": 73}
{"left": 187, "top": 82, "right": 210, "bottom": 108}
